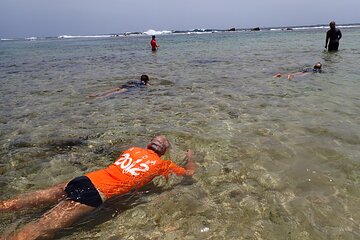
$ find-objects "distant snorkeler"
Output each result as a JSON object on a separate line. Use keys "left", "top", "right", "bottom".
{"left": 273, "top": 62, "right": 322, "bottom": 80}
{"left": 89, "top": 74, "right": 150, "bottom": 99}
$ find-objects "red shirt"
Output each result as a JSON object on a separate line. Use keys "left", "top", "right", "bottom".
{"left": 151, "top": 39, "right": 157, "bottom": 49}
{"left": 86, "top": 147, "right": 186, "bottom": 199}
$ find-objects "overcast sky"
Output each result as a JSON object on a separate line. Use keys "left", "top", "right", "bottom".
{"left": 1, "top": 0, "right": 359, "bottom": 38}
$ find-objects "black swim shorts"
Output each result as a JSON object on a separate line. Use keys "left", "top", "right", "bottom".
{"left": 65, "top": 176, "right": 103, "bottom": 207}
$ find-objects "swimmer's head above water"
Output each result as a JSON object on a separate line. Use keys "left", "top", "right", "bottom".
{"left": 313, "top": 62, "right": 322, "bottom": 70}
{"left": 140, "top": 75, "right": 150, "bottom": 85}
{"left": 147, "top": 135, "right": 171, "bottom": 156}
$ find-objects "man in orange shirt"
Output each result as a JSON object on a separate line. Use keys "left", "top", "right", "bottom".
{"left": 0, "top": 135, "right": 195, "bottom": 240}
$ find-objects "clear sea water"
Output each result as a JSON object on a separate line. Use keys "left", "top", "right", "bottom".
{"left": 1, "top": 27, "right": 360, "bottom": 239}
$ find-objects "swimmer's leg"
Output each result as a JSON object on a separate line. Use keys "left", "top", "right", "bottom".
{"left": 0, "top": 182, "right": 67, "bottom": 212}
{"left": 9, "top": 200, "right": 96, "bottom": 240}
{"left": 88, "top": 87, "right": 128, "bottom": 99}
{"left": 95, "top": 88, "right": 128, "bottom": 99}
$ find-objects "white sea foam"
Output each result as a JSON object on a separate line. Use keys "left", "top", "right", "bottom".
{"left": 57, "top": 34, "right": 118, "bottom": 39}
{"left": 338, "top": 24, "right": 360, "bottom": 28}
{"left": 292, "top": 26, "right": 328, "bottom": 30}
{"left": 270, "top": 25, "right": 360, "bottom": 31}
{"left": 191, "top": 31, "right": 213, "bottom": 34}
{"left": 1, "top": 38, "right": 15, "bottom": 41}
{"left": 25, "top": 37, "right": 37, "bottom": 40}
{"left": 143, "top": 29, "right": 172, "bottom": 35}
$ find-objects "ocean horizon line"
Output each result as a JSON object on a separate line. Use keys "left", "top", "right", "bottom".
{"left": 1, "top": 22, "right": 360, "bottom": 41}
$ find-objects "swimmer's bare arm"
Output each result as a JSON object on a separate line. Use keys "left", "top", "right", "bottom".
{"left": 183, "top": 149, "right": 195, "bottom": 176}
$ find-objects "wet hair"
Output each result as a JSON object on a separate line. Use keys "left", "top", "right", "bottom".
{"left": 140, "top": 74, "right": 149, "bottom": 84}
{"left": 313, "top": 62, "right": 322, "bottom": 69}
{"left": 147, "top": 136, "right": 170, "bottom": 156}
{"left": 152, "top": 35, "right": 156, "bottom": 39}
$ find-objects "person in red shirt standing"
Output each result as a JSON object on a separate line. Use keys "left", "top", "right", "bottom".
{"left": 151, "top": 35, "right": 159, "bottom": 51}
{"left": 0, "top": 135, "right": 195, "bottom": 240}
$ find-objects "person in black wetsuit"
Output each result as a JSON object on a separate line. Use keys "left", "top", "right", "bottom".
{"left": 273, "top": 62, "right": 322, "bottom": 80}
{"left": 89, "top": 75, "right": 150, "bottom": 99}
{"left": 301, "top": 62, "right": 322, "bottom": 73}
{"left": 325, "top": 21, "right": 342, "bottom": 51}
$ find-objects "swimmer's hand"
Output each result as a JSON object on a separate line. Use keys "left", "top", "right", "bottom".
{"left": 184, "top": 149, "right": 195, "bottom": 176}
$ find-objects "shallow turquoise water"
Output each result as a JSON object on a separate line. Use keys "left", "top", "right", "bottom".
{"left": 1, "top": 28, "right": 360, "bottom": 239}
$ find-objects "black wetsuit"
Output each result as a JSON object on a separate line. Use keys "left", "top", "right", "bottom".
{"left": 120, "top": 81, "right": 147, "bottom": 90}
{"left": 302, "top": 68, "right": 322, "bottom": 73}
{"left": 326, "top": 28, "right": 342, "bottom": 51}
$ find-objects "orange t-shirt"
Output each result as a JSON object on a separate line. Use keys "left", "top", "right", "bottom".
{"left": 85, "top": 147, "right": 186, "bottom": 199}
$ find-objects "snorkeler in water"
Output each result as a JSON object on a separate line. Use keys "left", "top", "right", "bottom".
{"left": 89, "top": 74, "right": 150, "bottom": 99}
{"left": 273, "top": 62, "right": 322, "bottom": 80}
{"left": 0, "top": 135, "right": 195, "bottom": 240}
